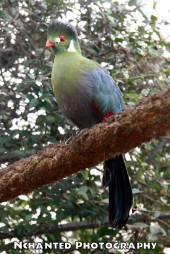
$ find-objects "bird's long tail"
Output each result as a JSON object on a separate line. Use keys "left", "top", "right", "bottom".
{"left": 103, "top": 155, "right": 133, "bottom": 228}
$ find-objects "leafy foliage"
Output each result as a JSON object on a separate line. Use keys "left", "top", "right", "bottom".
{"left": 0, "top": 0, "right": 169, "bottom": 253}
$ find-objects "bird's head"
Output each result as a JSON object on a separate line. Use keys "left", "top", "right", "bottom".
{"left": 46, "top": 20, "right": 81, "bottom": 55}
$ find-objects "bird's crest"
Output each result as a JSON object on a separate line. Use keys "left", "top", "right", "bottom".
{"left": 47, "top": 20, "right": 77, "bottom": 39}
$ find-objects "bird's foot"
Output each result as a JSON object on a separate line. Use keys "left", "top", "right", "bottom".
{"left": 65, "top": 128, "right": 88, "bottom": 144}
{"left": 65, "top": 135, "right": 74, "bottom": 144}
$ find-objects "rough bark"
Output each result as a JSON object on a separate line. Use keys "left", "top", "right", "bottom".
{"left": 0, "top": 86, "right": 170, "bottom": 202}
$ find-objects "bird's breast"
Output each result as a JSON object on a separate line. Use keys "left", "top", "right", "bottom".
{"left": 51, "top": 53, "right": 100, "bottom": 128}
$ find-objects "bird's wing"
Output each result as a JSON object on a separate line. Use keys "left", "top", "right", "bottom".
{"left": 85, "top": 68, "right": 125, "bottom": 119}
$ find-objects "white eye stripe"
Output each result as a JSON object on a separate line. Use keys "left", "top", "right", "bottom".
{"left": 55, "top": 38, "right": 60, "bottom": 43}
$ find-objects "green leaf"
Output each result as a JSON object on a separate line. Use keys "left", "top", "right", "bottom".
{"left": 77, "top": 186, "right": 88, "bottom": 200}
{"left": 46, "top": 115, "right": 57, "bottom": 124}
{"left": 36, "top": 114, "right": 46, "bottom": 123}
{"left": 150, "top": 224, "right": 166, "bottom": 236}
{"left": 107, "top": 15, "right": 115, "bottom": 23}
{"left": 0, "top": 10, "right": 11, "bottom": 19}
{"left": 128, "top": 0, "right": 137, "bottom": 6}
{"left": 132, "top": 188, "right": 143, "bottom": 194}
{"left": 28, "top": 73, "right": 35, "bottom": 80}
{"left": 115, "top": 37, "right": 124, "bottom": 43}
{"left": 151, "top": 15, "right": 158, "bottom": 22}
{"left": 165, "top": 69, "right": 170, "bottom": 74}
{"left": 98, "top": 226, "right": 117, "bottom": 237}
{"left": 28, "top": 98, "right": 40, "bottom": 109}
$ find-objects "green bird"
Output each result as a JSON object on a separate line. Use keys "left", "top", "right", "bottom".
{"left": 46, "top": 20, "right": 133, "bottom": 228}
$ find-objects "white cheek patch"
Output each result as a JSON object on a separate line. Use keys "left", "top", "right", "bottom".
{"left": 55, "top": 37, "right": 60, "bottom": 43}
{"left": 67, "top": 40, "right": 76, "bottom": 52}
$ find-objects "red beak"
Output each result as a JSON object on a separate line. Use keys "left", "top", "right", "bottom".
{"left": 46, "top": 41, "right": 55, "bottom": 48}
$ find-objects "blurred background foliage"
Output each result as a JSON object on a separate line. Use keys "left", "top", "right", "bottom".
{"left": 0, "top": 0, "right": 170, "bottom": 253}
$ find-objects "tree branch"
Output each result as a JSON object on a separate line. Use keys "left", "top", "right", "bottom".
{"left": 0, "top": 213, "right": 170, "bottom": 240}
{"left": 0, "top": 86, "right": 170, "bottom": 202}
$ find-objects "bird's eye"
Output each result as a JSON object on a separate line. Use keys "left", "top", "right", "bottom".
{"left": 59, "top": 35, "right": 67, "bottom": 42}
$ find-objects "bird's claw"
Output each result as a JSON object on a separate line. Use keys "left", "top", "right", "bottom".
{"left": 65, "top": 128, "right": 88, "bottom": 144}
